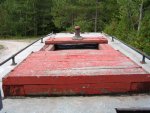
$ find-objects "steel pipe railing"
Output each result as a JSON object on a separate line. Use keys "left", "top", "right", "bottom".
{"left": 111, "top": 35, "right": 150, "bottom": 64}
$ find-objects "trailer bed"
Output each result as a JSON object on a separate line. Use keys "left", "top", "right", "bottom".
{"left": 3, "top": 44, "right": 150, "bottom": 96}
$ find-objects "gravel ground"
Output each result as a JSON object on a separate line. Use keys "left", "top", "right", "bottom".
{"left": 0, "top": 40, "right": 35, "bottom": 63}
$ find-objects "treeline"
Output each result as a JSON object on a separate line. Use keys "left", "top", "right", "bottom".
{"left": 0, "top": 0, "right": 150, "bottom": 54}
{"left": 0, "top": 0, "right": 56, "bottom": 36}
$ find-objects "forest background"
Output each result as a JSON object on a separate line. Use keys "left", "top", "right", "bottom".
{"left": 0, "top": 0, "right": 150, "bottom": 55}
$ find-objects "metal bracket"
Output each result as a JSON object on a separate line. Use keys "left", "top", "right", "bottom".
{"left": 11, "top": 57, "right": 17, "bottom": 65}
{"left": 73, "top": 26, "right": 83, "bottom": 40}
{"left": 41, "top": 38, "right": 44, "bottom": 43}
{"left": 140, "top": 55, "right": 146, "bottom": 64}
{"left": 111, "top": 36, "right": 114, "bottom": 42}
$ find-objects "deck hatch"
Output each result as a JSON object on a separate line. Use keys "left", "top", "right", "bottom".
{"left": 54, "top": 43, "right": 99, "bottom": 50}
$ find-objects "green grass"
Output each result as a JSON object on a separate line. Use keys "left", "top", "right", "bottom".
{"left": 0, "top": 44, "right": 4, "bottom": 50}
{"left": 0, "top": 36, "right": 40, "bottom": 40}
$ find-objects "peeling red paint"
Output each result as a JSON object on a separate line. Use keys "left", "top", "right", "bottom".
{"left": 2, "top": 37, "right": 150, "bottom": 96}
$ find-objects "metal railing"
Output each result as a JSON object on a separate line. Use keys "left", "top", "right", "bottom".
{"left": 0, "top": 33, "right": 52, "bottom": 66}
{"left": 111, "top": 35, "right": 150, "bottom": 64}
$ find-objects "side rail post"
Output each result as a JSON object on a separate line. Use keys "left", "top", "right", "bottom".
{"left": 11, "top": 56, "right": 17, "bottom": 65}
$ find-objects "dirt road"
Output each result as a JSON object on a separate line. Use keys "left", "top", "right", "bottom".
{"left": 0, "top": 40, "right": 33, "bottom": 62}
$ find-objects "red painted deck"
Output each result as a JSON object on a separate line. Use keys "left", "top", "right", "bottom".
{"left": 2, "top": 38, "right": 150, "bottom": 96}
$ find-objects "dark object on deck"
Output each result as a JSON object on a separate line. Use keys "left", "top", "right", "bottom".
{"left": 54, "top": 44, "right": 99, "bottom": 50}
{"left": 116, "top": 108, "right": 150, "bottom": 113}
